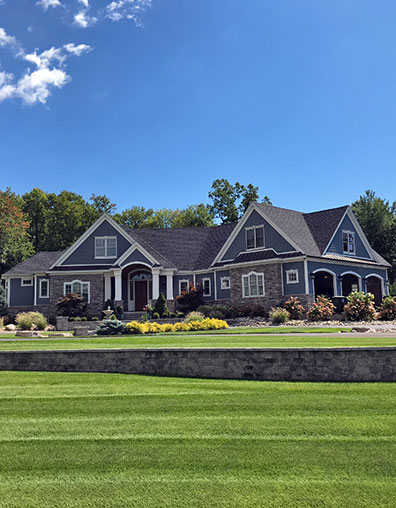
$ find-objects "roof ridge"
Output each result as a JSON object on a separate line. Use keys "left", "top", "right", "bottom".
{"left": 303, "top": 205, "right": 349, "bottom": 217}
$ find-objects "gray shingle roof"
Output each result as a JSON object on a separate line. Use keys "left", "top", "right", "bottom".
{"left": 126, "top": 223, "right": 237, "bottom": 271}
{"left": 3, "top": 251, "right": 64, "bottom": 275}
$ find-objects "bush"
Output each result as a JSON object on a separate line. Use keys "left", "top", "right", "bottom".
{"left": 125, "top": 318, "right": 229, "bottom": 334}
{"left": 378, "top": 296, "right": 396, "bottom": 321}
{"left": 15, "top": 312, "right": 33, "bottom": 330}
{"left": 56, "top": 293, "right": 87, "bottom": 317}
{"left": 0, "top": 284, "right": 7, "bottom": 316}
{"left": 81, "top": 316, "right": 87, "bottom": 322}
{"left": 96, "top": 319, "right": 125, "bottom": 335}
{"left": 109, "top": 313, "right": 118, "bottom": 321}
{"left": 152, "top": 312, "right": 160, "bottom": 320}
{"left": 283, "top": 297, "right": 305, "bottom": 320}
{"left": 153, "top": 293, "right": 169, "bottom": 318}
{"left": 307, "top": 296, "right": 336, "bottom": 321}
{"left": 269, "top": 307, "right": 290, "bottom": 325}
{"left": 0, "top": 317, "right": 3, "bottom": 330}
{"left": 343, "top": 291, "right": 377, "bottom": 321}
{"left": 390, "top": 282, "right": 396, "bottom": 297}
{"left": 91, "top": 316, "right": 99, "bottom": 321}
{"left": 184, "top": 311, "right": 205, "bottom": 323}
{"left": 197, "top": 304, "right": 228, "bottom": 320}
{"left": 176, "top": 283, "right": 204, "bottom": 312}
{"left": 29, "top": 312, "right": 47, "bottom": 330}
{"left": 176, "top": 311, "right": 185, "bottom": 318}
{"left": 222, "top": 302, "right": 267, "bottom": 319}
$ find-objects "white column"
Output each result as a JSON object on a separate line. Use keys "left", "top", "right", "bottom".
{"left": 104, "top": 273, "right": 112, "bottom": 301}
{"left": 166, "top": 274, "right": 174, "bottom": 300}
{"left": 152, "top": 269, "right": 160, "bottom": 301}
{"left": 114, "top": 271, "right": 122, "bottom": 301}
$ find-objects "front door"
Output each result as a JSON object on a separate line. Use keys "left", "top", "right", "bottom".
{"left": 135, "top": 280, "right": 148, "bottom": 311}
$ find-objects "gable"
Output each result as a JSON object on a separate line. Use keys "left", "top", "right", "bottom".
{"left": 326, "top": 214, "right": 372, "bottom": 259}
{"left": 60, "top": 219, "right": 132, "bottom": 266}
{"left": 221, "top": 210, "right": 295, "bottom": 261}
{"left": 119, "top": 248, "right": 154, "bottom": 268}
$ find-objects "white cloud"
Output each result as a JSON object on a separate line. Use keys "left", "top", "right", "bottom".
{"left": 74, "top": 10, "right": 97, "bottom": 28}
{"left": 36, "top": 0, "right": 62, "bottom": 10}
{"left": 0, "top": 26, "right": 17, "bottom": 47}
{"left": 0, "top": 31, "right": 92, "bottom": 105}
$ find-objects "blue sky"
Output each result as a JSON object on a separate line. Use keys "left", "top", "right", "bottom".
{"left": 1, "top": 0, "right": 396, "bottom": 213}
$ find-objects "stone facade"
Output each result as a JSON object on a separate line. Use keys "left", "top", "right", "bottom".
{"left": 50, "top": 274, "right": 104, "bottom": 318}
{"left": 2, "top": 347, "right": 396, "bottom": 382}
{"left": 230, "top": 263, "right": 283, "bottom": 310}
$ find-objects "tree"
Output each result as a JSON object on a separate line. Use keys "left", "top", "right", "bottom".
{"left": 352, "top": 190, "right": 396, "bottom": 281}
{"left": 153, "top": 293, "right": 169, "bottom": 317}
{"left": 90, "top": 194, "right": 116, "bottom": 216}
{"left": 0, "top": 188, "right": 34, "bottom": 275}
{"left": 172, "top": 204, "right": 215, "bottom": 228}
{"left": 208, "top": 179, "right": 272, "bottom": 223}
{"left": 113, "top": 206, "right": 154, "bottom": 228}
{"left": 22, "top": 188, "right": 50, "bottom": 252}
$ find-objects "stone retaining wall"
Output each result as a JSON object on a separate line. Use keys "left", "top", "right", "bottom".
{"left": 1, "top": 347, "right": 396, "bottom": 382}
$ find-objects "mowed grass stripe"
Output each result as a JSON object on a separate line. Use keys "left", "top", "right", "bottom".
{"left": 1, "top": 372, "right": 396, "bottom": 507}
{"left": 1, "top": 334, "right": 396, "bottom": 350}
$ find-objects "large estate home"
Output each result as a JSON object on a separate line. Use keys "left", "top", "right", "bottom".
{"left": 2, "top": 202, "right": 390, "bottom": 318}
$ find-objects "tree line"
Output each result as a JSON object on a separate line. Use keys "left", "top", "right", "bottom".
{"left": 0, "top": 182, "right": 395, "bottom": 285}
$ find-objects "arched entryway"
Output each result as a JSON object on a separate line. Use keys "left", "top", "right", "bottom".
{"left": 341, "top": 273, "right": 360, "bottom": 297}
{"left": 122, "top": 264, "right": 152, "bottom": 311}
{"left": 365, "top": 275, "right": 383, "bottom": 306}
{"left": 313, "top": 270, "right": 335, "bottom": 299}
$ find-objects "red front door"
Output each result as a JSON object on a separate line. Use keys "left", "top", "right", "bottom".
{"left": 135, "top": 281, "right": 148, "bottom": 311}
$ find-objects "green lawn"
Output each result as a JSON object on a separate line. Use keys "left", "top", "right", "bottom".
{"left": 166, "top": 326, "right": 353, "bottom": 334}
{"left": 0, "top": 372, "right": 395, "bottom": 507}
{"left": 0, "top": 334, "right": 395, "bottom": 350}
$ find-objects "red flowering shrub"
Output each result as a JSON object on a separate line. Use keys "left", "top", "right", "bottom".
{"left": 307, "top": 295, "right": 336, "bottom": 321}
{"left": 283, "top": 297, "right": 305, "bottom": 320}
{"left": 176, "top": 283, "right": 204, "bottom": 312}
{"left": 343, "top": 291, "right": 377, "bottom": 321}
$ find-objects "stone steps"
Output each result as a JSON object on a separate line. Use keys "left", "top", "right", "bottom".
{"left": 123, "top": 311, "right": 144, "bottom": 321}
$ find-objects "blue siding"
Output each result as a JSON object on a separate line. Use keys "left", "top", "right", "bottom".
{"left": 222, "top": 210, "right": 295, "bottom": 261}
{"left": 283, "top": 262, "right": 306, "bottom": 295}
{"left": 10, "top": 278, "right": 34, "bottom": 307}
{"left": 195, "top": 273, "right": 215, "bottom": 301}
{"left": 307, "top": 261, "right": 388, "bottom": 296}
{"left": 61, "top": 220, "right": 132, "bottom": 265}
{"left": 326, "top": 214, "right": 371, "bottom": 259}
{"left": 215, "top": 270, "right": 231, "bottom": 301}
{"left": 120, "top": 249, "right": 153, "bottom": 267}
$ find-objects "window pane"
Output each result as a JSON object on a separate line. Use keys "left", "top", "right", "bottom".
{"left": 250, "top": 274, "right": 258, "bottom": 296}
{"left": 81, "top": 283, "right": 89, "bottom": 301}
{"left": 65, "top": 284, "right": 72, "bottom": 295}
{"left": 72, "top": 281, "right": 81, "bottom": 294}
{"left": 107, "top": 238, "right": 117, "bottom": 257}
{"left": 246, "top": 229, "right": 255, "bottom": 249}
{"left": 41, "top": 280, "right": 48, "bottom": 297}
{"left": 257, "top": 275, "right": 264, "bottom": 295}
{"left": 95, "top": 238, "right": 106, "bottom": 257}
{"left": 255, "top": 227, "right": 264, "bottom": 248}
{"left": 243, "top": 276, "right": 249, "bottom": 297}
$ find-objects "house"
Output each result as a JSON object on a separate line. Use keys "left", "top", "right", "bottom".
{"left": 2, "top": 202, "right": 391, "bottom": 318}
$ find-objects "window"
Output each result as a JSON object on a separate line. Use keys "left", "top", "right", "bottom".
{"left": 21, "top": 278, "right": 33, "bottom": 287}
{"left": 179, "top": 279, "right": 189, "bottom": 294}
{"left": 242, "top": 272, "right": 265, "bottom": 298}
{"left": 39, "top": 279, "right": 49, "bottom": 298}
{"left": 286, "top": 269, "right": 299, "bottom": 284}
{"left": 220, "top": 276, "right": 230, "bottom": 290}
{"left": 246, "top": 226, "right": 264, "bottom": 250}
{"left": 64, "top": 280, "right": 90, "bottom": 302}
{"left": 95, "top": 236, "right": 117, "bottom": 258}
{"left": 342, "top": 231, "right": 355, "bottom": 255}
{"left": 202, "top": 278, "right": 211, "bottom": 296}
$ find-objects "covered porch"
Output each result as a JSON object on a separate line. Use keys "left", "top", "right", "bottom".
{"left": 104, "top": 264, "right": 174, "bottom": 312}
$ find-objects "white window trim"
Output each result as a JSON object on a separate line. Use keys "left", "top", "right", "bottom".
{"left": 245, "top": 225, "right": 265, "bottom": 251}
{"left": 242, "top": 271, "right": 265, "bottom": 298}
{"left": 286, "top": 269, "right": 299, "bottom": 284}
{"left": 178, "top": 279, "right": 190, "bottom": 294}
{"left": 220, "top": 276, "right": 230, "bottom": 290}
{"left": 202, "top": 277, "right": 211, "bottom": 297}
{"left": 63, "top": 280, "right": 91, "bottom": 303}
{"left": 21, "top": 278, "right": 33, "bottom": 287}
{"left": 95, "top": 236, "right": 118, "bottom": 259}
{"left": 342, "top": 230, "right": 356, "bottom": 256}
{"left": 39, "top": 279, "right": 49, "bottom": 298}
